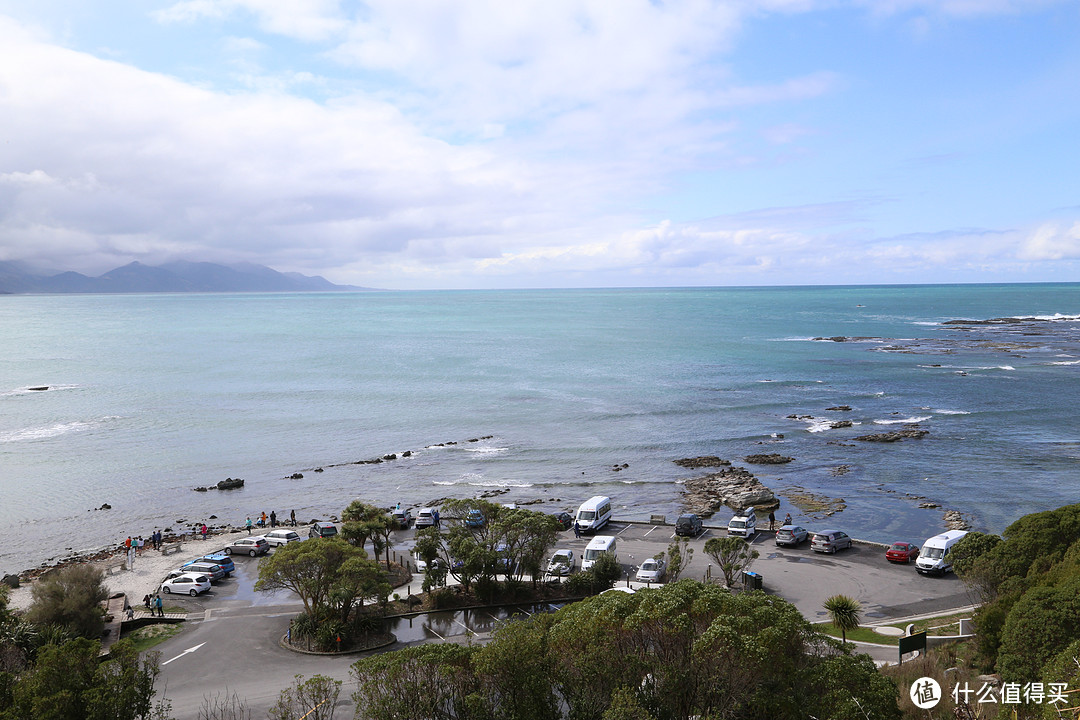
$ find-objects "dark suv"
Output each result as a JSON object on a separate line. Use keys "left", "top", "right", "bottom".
{"left": 674, "top": 513, "right": 703, "bottom": 537}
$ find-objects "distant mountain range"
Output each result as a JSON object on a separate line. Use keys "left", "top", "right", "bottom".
{"left": 0, "top": 261, "right": 371, "bottom": 294}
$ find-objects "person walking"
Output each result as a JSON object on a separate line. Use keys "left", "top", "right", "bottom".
{"left": 143, "top": 594, "right": 152, "bottom": 609}
{"left": 245, "top": 517, "right": 253, "bottom": 534}
{"left": 433, "top": 509, "right": 440, "bottom": 528}
{"left": 200, "top": 524, "right": 208, "bottom": 541}
{"left": 573, "top": 521, "right": 581, "bottom": 538}
{"left": 290, "top": 509, "right": 296, "bottom": 527}
{"left": 154, "top": 594, "right": 164, "bottom": 618}
{"left": 270, "top": 510, "right": 277, "bottom": 528}
{"left": 259, "top": 511, "right": 267, "bottom": 527}
{"left": 768, "top": 511, "right": 775, "bottom": 531}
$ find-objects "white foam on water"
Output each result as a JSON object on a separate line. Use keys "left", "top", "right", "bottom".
{"left": 911, "top": 321, "right": 941, "bottom": 326}
{"left": 1046, "top": 360, "right": 1080, "bottom": 366}
{"left": 464, "top": 446, "right": 508, "bottom": 455}
{"left": 804, "top": 418, "right": 834, "bottom": 433}
{"left": 1, "top": 420, "right": 93, "bottom": 442}
{"left": 432, "top": 473, "right": 533, "bottom": 488}
{"left": 935, "top": 409, "right": 971, "bottom": 415}
{"left": 873, "top": 415, "right": 932, "bottom": 425}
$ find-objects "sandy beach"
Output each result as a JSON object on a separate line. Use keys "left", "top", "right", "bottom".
{"left": 6, "top": 527, "right": 269, "bottom": 612}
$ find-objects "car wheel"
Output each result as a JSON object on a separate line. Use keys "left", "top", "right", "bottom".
{"left": 224, "top": 548, "right": 232, "bottom": 555}
{"left": 189, "top": 589, "right": 198, "bottom": 597}
{"left": 249, "top": 549, "right": 257, "bottom": 557}
{"left": 162, "top": 586, "right": 171, "bottom": 594}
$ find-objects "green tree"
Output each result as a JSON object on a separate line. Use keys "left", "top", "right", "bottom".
{"left": 996, "top": 575, "right": 1080, "bottom": 682}
{"left": 703, "top": 536, "right": 759, "bottom": 587}
{"left": 822, "top": 594, "right": 862, "bottom": 644}
{"left": 950, "top": 531, "right": 1005, "bottom": 602}
{"left": 25, "top": 564, "right": 109, "bottom": 639}
{"left": 351, "top": 644, "right": 480, "bottom": 720}
{"left": 664, "top": 537, "right": 692, "bottom": 582}
{"left": 602, "top": 687, "right": 655, "bottom": 720}
{"left": 473, "top": 617, "right": 559, "bottom": 720}
{"left": 255, "top": 538, "right": 383, "bottom": 618}
{"left": 268, "top": 674, "right": 341, "bottom": 720}
{"left": 0, "top": 637, "right": 168, "bottom": 720}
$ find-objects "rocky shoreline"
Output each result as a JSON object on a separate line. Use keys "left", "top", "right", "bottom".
{"left": 677, "top": 458, "right": 780, "bottom": 517}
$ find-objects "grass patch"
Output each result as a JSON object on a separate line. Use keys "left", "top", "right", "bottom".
{"left": 814, "top": 622, "right": 898, "bottom": 646}
{"left": 124, "top": 623, "right": 182, "bottom": 652}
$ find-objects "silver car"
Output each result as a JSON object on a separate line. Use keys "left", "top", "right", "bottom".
{"left": 811, "top": 530, "right": 852, "bottom": 554}
{"left": 774, "top": 525, "right": 808, "bottom": 547}
{"left": 635, "top": 557, "right": 667, "bottom": 583}
{"left": 547, "top": 549, "right": 576, "bottom": 575}
{"left": 263, "top": 529, "right": 301, "bottom": 547}
{"left": 224, "top": 537, "right": 270, "bottom": 556}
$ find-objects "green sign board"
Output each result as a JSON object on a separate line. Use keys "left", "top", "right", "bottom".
{"left": 899, "top": 631, "right": 927, "bottom": 664}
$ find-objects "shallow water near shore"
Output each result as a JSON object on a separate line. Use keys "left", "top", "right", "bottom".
{"left": 2, "top": 284, "right": 1078, "bottom": 574}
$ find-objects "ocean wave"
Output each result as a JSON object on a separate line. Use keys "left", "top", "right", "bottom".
{"left": 1045, "top": 360, "right": 1080, "bottom": 366}
{"left": 432, "top": 474, "right": 534, "bottom": 488}
{"left": 463, "top": 446, "right": 508, "bottom": 455}
{"left": 935, "top": 409, "right": 971, "bottom": 415}
{"left": 911, "top": 321, "right": 941, "bottom": 326}
{"left": 873, "top": 415, "right": 932, "bottom": 425}
{"left": 804, "top": 419, "right": 835, "bottom": 433}
{"left": 1017, "top": 313, "right": 1080, "bottom": 322}
{"left": 1, "top": 420, "right": 94, "bottom": 442}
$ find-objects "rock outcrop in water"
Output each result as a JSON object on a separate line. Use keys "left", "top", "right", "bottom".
{"left": 681, "top": 466, "right": 779, "bottom": 517}
{"left": 674, "top": 456, "right": 730, "bottom": 469}
{"left": 744, "top": 453, "right": 793, "bottom": 464}
{"left": 854, "top": 426, "right": 929, "bottom": 442}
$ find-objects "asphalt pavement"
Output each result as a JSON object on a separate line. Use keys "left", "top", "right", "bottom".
{"left": 152, "top": 521, "right": 976, "bottom": 718}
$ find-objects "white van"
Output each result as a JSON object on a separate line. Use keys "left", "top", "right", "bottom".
{"left": 581, "top": 535, "right": 617, "bottom": 571}
{"left": 576, "top": 496, "right": 612, "bottom": 533}
{"left": 915, "top": 530, "right": 969, "bottom": 575}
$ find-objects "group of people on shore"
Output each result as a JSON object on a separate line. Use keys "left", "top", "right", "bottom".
{"left": 124, "top": 530, "right": 166, "bottom": 555}
{"left": 245, "top": 509, "right": 297, "bottom": 534}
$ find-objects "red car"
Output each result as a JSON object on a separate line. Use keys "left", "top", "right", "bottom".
{"left": 885, "top": 541, "right": 920, "bottom": 563}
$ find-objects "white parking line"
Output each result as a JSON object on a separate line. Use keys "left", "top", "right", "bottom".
{"left": 425, "top": 625, "right": 446, "bottom": 641}
{"left": 644, "top": 526, "right": 657, "bottom": 537}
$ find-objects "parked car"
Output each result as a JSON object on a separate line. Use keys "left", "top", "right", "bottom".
{"left": 674, "top": 513, "right": 703, "bottom": 537}
{"left": 551, "top": 511, "right": 574, "bottom": 530}
{"left": 415, "top": 508, "right": 437, "bottom": 528}
{"left": 885, "top": 541, "right": 920, "bottom": 563}
{"left": 635, "top": 557, "right": 667, "bottom": 583}
{"left": 547, "top": 549, "right": 576, "bottom": 575}
{"left": 774, "top": 525, "right": 809, "bottom": 547}
{"left": 195, "top": 553, "right": 235, "bottom": 574}
{"left": 179, "top": 561, "right": 227, "bottom": 582}
{"left": 727, "top": 508, "right": 757, "bottom": 539}
{"left": 810, "top": 530, "right": 853, "bottom": 554}
{"left": 391, "top": 507, "right": 413, "bottom": 528}
{"left": 308, "top": 522, "right": 338, "bottom": 539}
{"left": 224, "top": 536, "right": 270, "bottom": 556}
{"left": 464, "top": 509, "right": 485, "bottom": 528}
{"left": 263, "top": 529, "right": 302, "bottom": 547}
{"left": 161, "top": 573, "right": 211, "bottom": 596}
{"left": 413, "top": 552, "right": 444, "bottom": 572}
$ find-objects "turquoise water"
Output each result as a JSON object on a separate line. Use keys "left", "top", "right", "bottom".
{"left": 2, "top": 285, "right": 1078, "bottom": 572}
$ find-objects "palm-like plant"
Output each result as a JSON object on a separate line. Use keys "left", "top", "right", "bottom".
{"left": 823, "top": 594, "right": 862, "bottom": 644}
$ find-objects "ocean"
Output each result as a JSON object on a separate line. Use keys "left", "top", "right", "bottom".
{"left": 2, "top": 284, "right": 1078, "bottom": 574}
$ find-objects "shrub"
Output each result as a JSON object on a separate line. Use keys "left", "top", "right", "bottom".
{"left": 25, "top": 565, "right": 108, "bottom": 639}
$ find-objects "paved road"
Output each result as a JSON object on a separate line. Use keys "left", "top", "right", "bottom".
{"left": 153, "top": 522, "right": 975, "bottom": 718}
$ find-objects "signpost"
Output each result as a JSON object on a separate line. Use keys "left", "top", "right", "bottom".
{"left": 899, "top": 631, "right": 927, "bottom": 664}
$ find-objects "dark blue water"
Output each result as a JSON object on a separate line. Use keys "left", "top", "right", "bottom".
{"left": 2, "top": 284, "right": 1078, "bottom": 571}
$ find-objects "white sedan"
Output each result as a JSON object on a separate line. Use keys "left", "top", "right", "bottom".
{"left": 635, "top": 557, "right": 667, "bottom": 583}
{"left": 547, "top": 549, "right": 576, "bottom": 575}
{"left": 161, "top": 572, "right": 211, "bottom": 596}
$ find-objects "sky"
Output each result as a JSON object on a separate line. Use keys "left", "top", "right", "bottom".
{"left": 0, "top": 1, "right": 1078, "bottom": 290}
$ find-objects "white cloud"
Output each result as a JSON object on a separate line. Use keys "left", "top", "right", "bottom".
{"left": 1018, "top": 222, "right": 1080, "bottom": 261}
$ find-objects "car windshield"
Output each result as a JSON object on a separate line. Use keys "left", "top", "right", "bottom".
{"left": 922, "top": 547, "right": 944, "bottom": 560}
{"left": 641, "top": 561, "right": 658, "bottom": 571}
{"left": 584, "top": 548, "right": 603, "bottom": 560}
{"left": 778, "top": 530, "right": 792, "bottom": 536}
{"left": 730, "top": 520, "right": 745, "bottom": 528}
{"left": 890, "top": 544, "right": 908, "bottom": 551}
{"left": 552, "top": 553, "right": 570, "bottom": 563}
{"left": 579, "top": 511, "right": 596, "bottom": 521}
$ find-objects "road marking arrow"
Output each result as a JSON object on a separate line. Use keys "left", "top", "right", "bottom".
{"left": 162, "top": 642, "right": 205, "bottom": 666}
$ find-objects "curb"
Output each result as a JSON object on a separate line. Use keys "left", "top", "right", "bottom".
{"left": 278, "top": 632, "right": 397, "bottom": 656}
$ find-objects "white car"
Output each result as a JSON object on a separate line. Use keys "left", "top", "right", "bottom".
{"left": 635, "top": 557, "right": 667, "bottom": 583}
{"left": 415, "top": 508, "right": 437, "bottom": 528}
{"left": 547, "top": 549, "right": 576, "bottom": 575}
{"left": 413, "top": 552, "right": 445, "bottom": 572}
{"left": 263, "top": 529, "right": 302, "bottom": 546}
{"left": 161, "top": 572, "right": 211, "bottom": 596}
